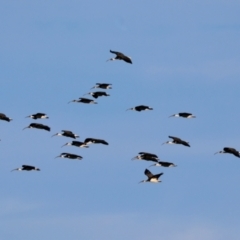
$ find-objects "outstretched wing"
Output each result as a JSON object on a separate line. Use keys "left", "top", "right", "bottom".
{"left": 169, "top": 136, "right": 181, "bottom": 141}
{"left": 110, "top": 50, "right": 122, "bottom": 55}
{"left": 144, "top": 169, "right": 154, "bottom": 178}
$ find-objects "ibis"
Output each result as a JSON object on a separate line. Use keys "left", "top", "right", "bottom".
{"left": 26, "top": 113, "right": 49, "bottom": 119}
{"left": 52, "top": 130, "right": 79, "bottom": 139}
{"left": 68, "top": 98, "right": 97, "bottom": 104}
{"left": 55, "top": 153, "right": 83, "bottom": 160}
{"left": 162, "top": 136, "right": 190, "bottom": 147}
{"left": 62, "top": 141, "right": 89, "bottom": 148}
{"left": 169, "top": 112, "right": 196, "bottom": 118}
{"left": 0, "top": 113, "right": 12, "bottom": 122}
{"left": 139, "top": 169, "right": 163, "bottom": 183}
{"left": 91, "top": 83, "right": 112, "bottom": 89}
{"left": 85, "top": 91, "right": 110, "bottom": 99}
{"left": 11, "top": 165, "right": 40, "bottom": 172}
{"left": 23, "top": 123, "right": 50, "bottom": 131}
{"left": 139, "top": 152, "right": 158, "bottom": 158}
{"left": 127, "top": 105, "right": 153, "bottom": 112}
{"left": 149, "top": 161, "right": 177, "bottom": 167}
{"left": 215, "top": 147, "right": 240, "bottom": 158}
{"left": 84, "top": 138, "right": 109, "bottom": 145}
{"left": 132, "top": 152, "right": 159, "bottom": 162}
{"left": 107, "top": 50, "right": 132, "bottom": 64}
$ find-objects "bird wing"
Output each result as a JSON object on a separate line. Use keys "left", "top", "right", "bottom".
{"left": 110, "top": 50, "right": 123, "bottom": 56}
{"left": 153, "top": 173, "right": 164, "bottom": 179}
{"left": 0, "top": 113, "right": 7, "bottom": 117}
{"left": 43, "top": 125, "right": 50, "bottom": 131}
{"left": 181, "top": 140, "right": 190, "bottom": 147}
{"left": 179, "top": 112, "right": 191, "bottom": 117}
{"left": 139, "top": 152, "right": 158, "bottom": 158}
{"left": 169, "top": 136, "right": 181, "bottom": 141}
{"left": 36, "top": 113, "right": 46, "bottom": 116}
{"left": 144, "top": 169, "right": 154, "bottom": 178}
{"left": 22, "top": 165, "right": 35, "bottom": 170}
{"left": 62, "top": 130, "right": 74, "bottom": 134}
{"left": 122, "top": 56, "right": 132, "bottom": 64}
{"left": 84, "top": 138, "right": 94, "bottom": 143}
{"left": 96, "top": 139, "right": 108, "bottom": 145}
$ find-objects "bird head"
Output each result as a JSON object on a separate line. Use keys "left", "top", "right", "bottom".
{"left": 61, "top": 143, "right": 70, "bottom": 148}
{"left": 22, "top": 125, "right": 30, "bottom": 130}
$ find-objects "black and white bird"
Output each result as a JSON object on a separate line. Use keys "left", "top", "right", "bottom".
{"left": 52, "top": 130, "right": 79, "bottom": 139}
{"left": 138, "top": 152, "right": 158, "bottom": 158}
{"left": 107, "top": 50, "right": 132, "bottom": 64}
{"left": 126, "top": 105, "right": 153, "bottom": 112}
{"left": 23, "top": 123, "right": 50, "bottom": 131}
{"left": 11, "top": 165, "right": 40, "bottom": 172}
{"left": 68, "top": 98, "right": 97, "bottom": 104}
{"left": 214, "top": 147, "right": 240, "bottom": 158}
{"left": 169, "top": 112, "right": 196, "bottom": 118}
{"left": 84, "top": 91, "right": 110, "bottom": 99}
{"left": 91, "top": 83, "right": 112, "bottom": 89}
{"left": 0, "top": 113, "right": 12, "bottom": 122}
{"left": 26, "top": 113, "right": 49, "bottom": 119}
{"left": 61, "top": 141, "right": 89, "bottom": 148}
{"left": 84, "top": 138, "right": 109, "bottom": 145}
{"left": 162, "top": 136, "right": 190, "bottom": 147}
{"left": 55, "top": 153, "right": 83, "bottom": 160}
{"left": 132, "top": 152, "right": 159, "bottom": 162}
{"left": 139, "top": 169, "right": 163, "bottom": 183}
{"left": 149, "top": 161, "right": 177, "bottom": 168}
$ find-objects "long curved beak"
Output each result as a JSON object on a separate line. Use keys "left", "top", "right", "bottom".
{"left": 51, "top": 133, "right": 58, "bottom": 138}
{"left": 25, "top": 116, "right": 30, "bottom": 118}
{"left": 161, "top": 142, "right": 167, "bottom": 145}
{"left": 149, "top": 164, "right": 156, "bottom": 167}
{"left": 11, "top": 168, "right": 18, "bottom": 172}
{"left": 54, "top": 156, "right": 60, "bottom": 159}
{"left": 138, "top": 180, "right": 145, "bottom": 184}
{"left": 214, "top": 151, "right": 220, "bottom": 155}
{"left": 68, "top": 100, "right": 74, "bottom": 104}
{"left": 131, "top": 156, "right": 137, "bottom": 160}
{"left": 22, "top": 126, "right": 29, "bottom": 130}
{"left": 168, "top": 114, "right": 175, "bottom": 118}
{"left": 83, "top": 93, "right": 89, "bottom": 96}
{"left": 61, "top": 143, "right": 68, "bottom": 148}
{"left": 126, "top": 108, "right": 131, "bottom": 111}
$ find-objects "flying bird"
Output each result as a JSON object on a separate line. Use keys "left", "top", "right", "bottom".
{"left": 61, "top": 141, "right": 89, "bottom": 148}
{"left": 55, "top": 153, "right": 83, "bottom": 160}
{"left": 68, "top": 98, "right": 97, "bottom": 104}
{"left": 84, "top": 138, "right": 109, "bottom": 145}
{"left": 0, "top": 113, "right": 12, "bottom": 122}
{"left": 132, "top": 152, "right": 159, "bottom": 162}
{"left": 169, "top": 112, "right": 196, "bottom": 118}
{"left": 84, "top": 91, "right": 110, "bottom": 99}
{"left": 149, "top": 161, "right": 177, "bottom": 168}
{"left": 23, "top": 123, "right": 50, "bottom": 131}
{"left": 214, "top": 147, "right": 240, "bottom": 158}
{"left": 26, "top": 113, "right": 49, "bottom": 119}
{"left": 139, "top": 169, "right": 163, "bottom": 183}
{"left": 126, "top": 105, "right": 153, "bottom": 112}
{"left": 107, "top": 50, "right": 132, "bottom": 64}
{"left": 138, "top": 152, "right": 158, "bottom": 158}
{"left": 162, "top": 136, "right": 190, "bottom": 147}
{"left": 11, "top": 165, "right": 40, "bottom": 172}
{"left": 91, "top": 83, "right": 112, "bottom": 89}
{"left": 52, "top": 130, "right": 79, "bottom": 139}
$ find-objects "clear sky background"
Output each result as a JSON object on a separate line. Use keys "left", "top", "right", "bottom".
{"left": 0, "top": 0, "right": 240, "bottom": 239}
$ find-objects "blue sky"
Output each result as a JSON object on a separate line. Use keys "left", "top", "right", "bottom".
{"left": 1, "top": 1, "right": 240, "bottom": 239}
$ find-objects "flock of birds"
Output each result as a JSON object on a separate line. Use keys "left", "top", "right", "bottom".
{"left": 2, "top": 50, "right": 240, "bottom": 183}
